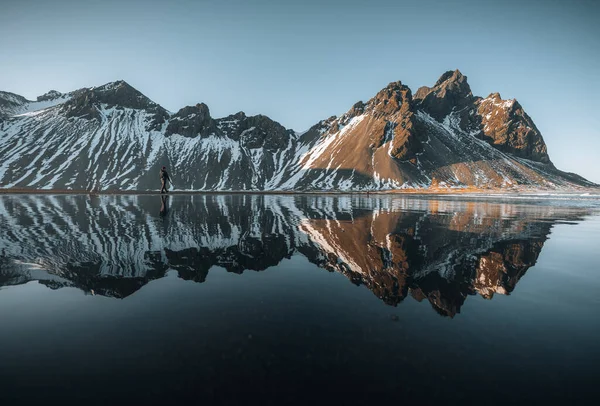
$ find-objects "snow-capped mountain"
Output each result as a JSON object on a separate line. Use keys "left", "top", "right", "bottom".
{"left": 0, "top": 195, "right": 591, "bottom": 315}
{"left": 0, "top": 71, "right": 595, "bottom": 191}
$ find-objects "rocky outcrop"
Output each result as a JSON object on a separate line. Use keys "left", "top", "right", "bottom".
{"left": 164, "top": 105, "right": 294, "bottom": 151}
{"left": 414, "top": 71, "right": 551, "bottom": 164}
{"left": 415, "top": 69, "right": 474, "bottom": 121}
{"left": 230, "top": 113, "right": 294, "bottom": 151}
{"left": 37, "top": 90, "right": 63, "bottom": 102}
{"left": 0, "top": 91, "right": 28, "bottom": 108}
{"left": 61, "top": 80, "right": 169, "bottom": 130}
{"left": 367, "top": 81, "right": 423, "bottom": 160}
{"left": 165, "top": 103, "right": 216, "bottom": 137}
{"left": 0, "top": 91, "right": 29, "bottom": 118}
{"left": 476, "top": 93, "right": 550, "bottom": 163}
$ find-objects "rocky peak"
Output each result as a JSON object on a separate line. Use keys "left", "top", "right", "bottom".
{"left": 0, "top": 91, "right": 28, "bottom": 118}
{"left": 232, "top": 111, "right": 247, "bottom": 121}
{"left": 414, "top": 85, "right": 432, "bottom": 101}
{"left": 349, "top": 101, "right": 365, "bottom": 117}
{"left": 365, "top": 81, "right": 413, "bottom": 119}
{"left": 63, "top": 80, "right": 158, "bottom": 112}
{"left": 415, "top": 69, "right": 474, "bottom": 120}
{"left": 92, "top": 80, "right": 160, "bottom": 110}
{"left": 0, "top": 91, "right": 29, "bottom": 108}
{"left": 363, "top": 81, "right": 422, "bottom": 160}
{"left": 434, "top": 69, "right": 466, "bottom": 87}
{"left": 94, "top": 80, "right": 128, "bottom": 92}
{"left": 60, "top": 80, "right": 168, "bottom": 130}
{"left": 412, "top": 70, "right": 551, "bottom": 164}
{"left": 165, "top": 103, "right": 216, "bottom": 138}
{"left": 176, "top": 103, "right": 211, "bottom": 121}
{"left": 234, "top": 114, "right": 293, "bottom": 151}
{"left": 37, "top": 90, "right": 63, "bottom": 102}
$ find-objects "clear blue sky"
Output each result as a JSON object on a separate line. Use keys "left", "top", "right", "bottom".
{"left": 1, "top": 0, "right": 598, "bottom": 183}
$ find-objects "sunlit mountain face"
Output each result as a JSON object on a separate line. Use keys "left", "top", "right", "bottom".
{"left": 0, "top": 194, "right": 590, "bottom": 316}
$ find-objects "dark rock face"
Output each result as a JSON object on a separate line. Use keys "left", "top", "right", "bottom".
{"left": 165, "top": 103, "right": 216, "bottom": 137}
{"left": 0, "top": 91, "right": 29, "bottom": 118}
{"left": 92, "top": 81, "right": 160, "bottom": 110}
{"left": 61, "top": 89, "right": 103, "bottom": 120}
{"left": 234, "top": 114, "right": 293, "bottom": 151}
{"left": 476, "top": 93, "right": 550, "bottom": 163}
{"left": 71, "top": 81, "right": 143, "bottom": 109}
{"left": 414, "top": 71, "right": 551, "bottom": 164}
{"left": 164, "top": 104, "right": 294, "bottom": 150}
{"left": 0, "top": 91, "right": 29, "bottom": 107}
{"left": 415, "top": 70, "right": 474, "bottom": 121}
{"left": 61, "top": 81, "right": 169, "bottom": 130}
{"left": 371, "top": 82, "right": 423, "bottom": 161}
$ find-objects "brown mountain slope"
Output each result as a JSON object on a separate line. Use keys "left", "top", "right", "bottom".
{"left": 288, "top": 70, "right": 593, "bottom": 190}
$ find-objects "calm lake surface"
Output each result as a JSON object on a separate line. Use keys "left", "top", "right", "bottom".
{"left": 0, "top": 194, "right": 599, "bottom": 405}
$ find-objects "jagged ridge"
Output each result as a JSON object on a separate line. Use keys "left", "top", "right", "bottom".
{"left": 0, "top": 72, "right": 596, "bottom": 191}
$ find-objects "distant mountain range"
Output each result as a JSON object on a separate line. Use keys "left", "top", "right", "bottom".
{"left": 2, "top": 195, "right": 589, "bottom": 316}
{"left": 0, "top": 70, "right": 595, "bottom": 191}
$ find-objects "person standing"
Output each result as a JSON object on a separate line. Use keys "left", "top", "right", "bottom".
{"left": 160, "top": 166, "right": 171, "bottom": 194}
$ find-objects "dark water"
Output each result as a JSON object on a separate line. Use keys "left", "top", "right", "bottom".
{"left": 0, "top": 194, "right": 599, "bottom": 405}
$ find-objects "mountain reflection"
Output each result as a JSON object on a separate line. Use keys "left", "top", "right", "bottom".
{"left": 0, "top": 195, "right": 590, "bottom": 317}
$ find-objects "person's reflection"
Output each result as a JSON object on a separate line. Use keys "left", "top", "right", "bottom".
{"left": 159, "top": 195, "right": 169, "bottom": 217}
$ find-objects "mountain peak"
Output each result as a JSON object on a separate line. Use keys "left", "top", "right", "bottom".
{"left": 57, "top": 80, "right": 169, "bottom": 131}
{"left": 414, "top": 69, "right": 473, "bottom": 120}
{"left": 0, "top": 90, "right": 29, "bottom": 106}
{"left": 432, "top": 69, "right": 471, "bottom": 96}
{"left": 195, "top": 102, "right": 210, "bottom": 113}
{"left": 172, "top": 102, "right": 211, "bottom": 120}
{"left": 380, "top": 80, "right": 411, "bottom": 95}
{"left": 165, "top": 102, "right": 215, "bottom": 138}
{"left": 37, "top": 90, "right": 63, "bottom": 102}
{"left": 364, "top": 80, "right": 412, "bottom": 118}
{"left": 434, "top": 69, "right": 465, "bottom": 87}
{"left": 0, "top": 91, "right": 30, "bottom": 118}
{"left": 92, "top": 80, "right": 148, "bottom": 100}
{"left": 62, "top": 79, "right": 166, "bottom": 120}
{"left": 95, "top": 80, "right": 130, "bottom": 91}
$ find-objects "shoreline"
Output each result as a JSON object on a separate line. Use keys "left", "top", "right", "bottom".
{"left": 0, "top": 187, "right": 598, "bottom": 196}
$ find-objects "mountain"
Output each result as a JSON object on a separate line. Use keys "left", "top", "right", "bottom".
{"left": 0, "top": 71, "right": 595, "bottom": 191}
{"left": 1, "top": 195, "right": 590, "bottom": 315}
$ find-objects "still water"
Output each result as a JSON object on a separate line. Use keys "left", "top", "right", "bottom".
{"left": 0, "top": 194, "right": 599, "bottom": 405}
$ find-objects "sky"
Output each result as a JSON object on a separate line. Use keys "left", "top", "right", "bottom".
{"left": 1, "top": 0, "right": 599, "bottom": 182}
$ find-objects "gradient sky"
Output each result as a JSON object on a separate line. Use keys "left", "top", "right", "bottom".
{"left": 1, "top": 0, "right": 598, "bottom": 182}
